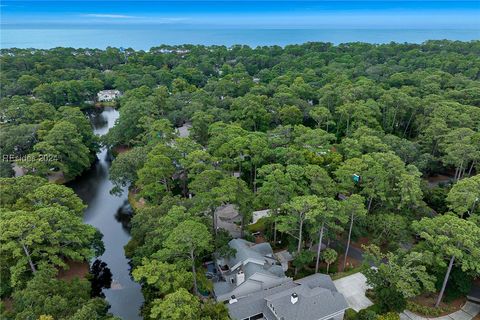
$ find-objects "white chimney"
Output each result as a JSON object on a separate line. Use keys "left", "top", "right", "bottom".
{"left": 236, "top": 270, "right": 245, "bottom": 286}
{"left": 229, "top": 295, "right": 238, "bottom": 304}
{"left": 291, "top": 292, "right": 298, "bottom": 304}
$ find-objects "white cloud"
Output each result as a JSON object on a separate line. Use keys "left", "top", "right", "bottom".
{"left": 81, "top": 14, "right": 190, "bottom": 24}
{"left": 84, "top": 14, "right": 137, "bottom": 19}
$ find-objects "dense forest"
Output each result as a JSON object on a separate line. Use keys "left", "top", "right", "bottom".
{"left": 1, "top": 41, "right": 479, "bottom": 320}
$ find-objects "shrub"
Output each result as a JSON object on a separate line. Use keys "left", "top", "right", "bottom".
{"left": 327, "top": 263, "right": 339, "bottom": 274}
{"left": 366, "top": 304, "right": 384, "bottom": 314}
{"left": 377, "top": 312, "right": 400, "bottom": 320}
{"left": 375, "top": 287, "right": 407, "bottom": 313}
{"left": 292, "top": 250, "right": 315, "bottom": 272}
{"left": 357, "top": 309, "right": 378, "bottom": 320}
{"left": 247, "top": 217, "right": 266, "bottom": 232}
{"left": 406, "top": 301, "right": 454, "bottom": 317}
{"left": 243, "top": 232, "right": 256, "bottom": 242}
{"left": 344, "top": 308, "right": 358, "bottom": 320}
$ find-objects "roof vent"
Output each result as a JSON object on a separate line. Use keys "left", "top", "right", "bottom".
{"left": 236, "top": 270, "right": 245, "bottom": 286}
{"left": 291, "top": 292, "right": 298, "bottom": 304}
{"left": 229, "top": 295, "right": 238, "bottom": 304}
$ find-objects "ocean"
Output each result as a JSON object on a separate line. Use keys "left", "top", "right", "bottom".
{"left": 1, "top": 1, "right": 479, "bottom": 49}
{"left": 2, "top": 27, "right": 479, "bottom": 49}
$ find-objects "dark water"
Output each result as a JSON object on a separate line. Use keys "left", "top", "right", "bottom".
{"left": 68, "top": 107, "right": 143, "bottom": 320}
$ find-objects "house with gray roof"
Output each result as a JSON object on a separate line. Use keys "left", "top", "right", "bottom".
{"left": 213, "top": 239, "right": 291, "bottom": 302}
{"left": 227, "top": 274, "right": 349, "bottom": 320}
{"left": 214, "top": 239, "right": 349, "bottom": 320}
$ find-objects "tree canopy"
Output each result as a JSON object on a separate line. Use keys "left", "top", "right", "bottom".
{"left": 2, "top": 41, "right": 479, "bottom": 317}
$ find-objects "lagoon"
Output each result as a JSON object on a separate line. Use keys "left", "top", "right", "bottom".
{"left": 67, "top": 108, "right": 144, "bottom": 320}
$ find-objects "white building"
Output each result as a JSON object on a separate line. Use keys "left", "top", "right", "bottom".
{"left": 97, "top": 90, "right": 122, "bottom": 102}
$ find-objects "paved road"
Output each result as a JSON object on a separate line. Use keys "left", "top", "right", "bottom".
{"left": 331, "top": 241, "right": 365, "bottom": 261}
{"left": 345, "top": 244, "right": 365, "bottom": 261}
{"left": 467, "top": 282, "right": 480, "bottom": 304}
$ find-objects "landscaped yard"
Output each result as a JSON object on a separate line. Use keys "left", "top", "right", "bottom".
{"left": 406, "top": 294, "right": 466, "bottom": 317}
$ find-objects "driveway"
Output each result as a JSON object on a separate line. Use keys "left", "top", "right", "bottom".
{"left": 334, "top": 272, "right": 373, "bottom": 312}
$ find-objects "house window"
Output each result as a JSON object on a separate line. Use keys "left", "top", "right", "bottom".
{"left": 269, "top": 304, "right": 276, "bottom": 315}
{"left": 250, "top": 313, "right": 264, "bottom": 320}
{"left": 230, "top": 278, "right": 235, "bottom": 284}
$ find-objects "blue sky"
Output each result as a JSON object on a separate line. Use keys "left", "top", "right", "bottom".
{"left": 2, "top": 1, "right": 480, "bottom": 29}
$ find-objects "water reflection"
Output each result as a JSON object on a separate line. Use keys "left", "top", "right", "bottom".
{"left": 115, "top": 201, "right": 134, "bottom": 232}
{"left": 68, "top": 107, "right": 143, "bottom": 320}
{"left": 86, "top": 108, "right": 109, "bottom": 133}
{"left": 90, "top": 259, "right": 113, "bottom": 298}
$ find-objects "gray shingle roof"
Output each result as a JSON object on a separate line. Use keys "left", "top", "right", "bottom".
{"left": 214, "top": 239, "right": 290, "bottom": 301}
{"left": 225, "top": 239, "right": 273, "bottom": 268}
{"left": 227, "top": 273, "right": 348, "bottom": 320}
{"left": 228, "top": 281, "right": 298, "bottom": 320}
{"left": 294, "top": 273, "right": 338, "bottom": 292}
{"left": 221, "top": 239, "right": 286, "bottom": 280}
{"left": 213, "top": 280, "right": 236, "bottom": 297}
{"left": 266, "top": 275, "right": 349, "bottom": 320}
{"left": 252, "top": 242, "right": 274, "bottom": 256}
